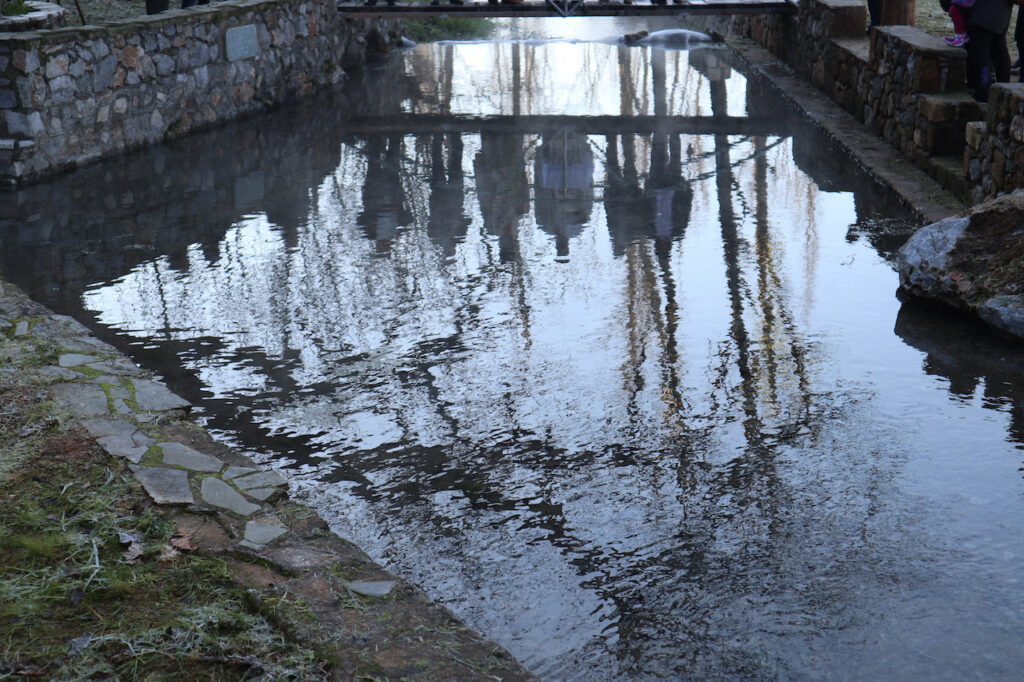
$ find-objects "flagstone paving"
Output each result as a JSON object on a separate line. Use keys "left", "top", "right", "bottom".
{"left": 0, "top": 279, "right": 535, "bottom": 680}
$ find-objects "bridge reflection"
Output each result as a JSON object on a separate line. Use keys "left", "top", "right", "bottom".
{"left": 8, "top": 38, "right": 1012, "bottom": 680}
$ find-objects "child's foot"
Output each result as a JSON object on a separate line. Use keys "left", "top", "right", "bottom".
{"left": 944, "top": 33, "right": 969, "bottom": 47}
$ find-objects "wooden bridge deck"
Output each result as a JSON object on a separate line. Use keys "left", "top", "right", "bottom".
{"left": 340, "top": 0, "right": 796, "bottom": 18}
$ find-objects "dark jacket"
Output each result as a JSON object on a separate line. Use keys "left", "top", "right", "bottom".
{"left": 969, "top": 0, "right": 1013, "bottom": 34}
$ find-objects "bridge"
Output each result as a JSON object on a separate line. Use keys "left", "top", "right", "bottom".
{"left": 340, "top": 0, "right": 796, "bottom": 18}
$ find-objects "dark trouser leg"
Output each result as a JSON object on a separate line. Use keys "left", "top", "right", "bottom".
{"left": 991, "top": 33, "right": 1011, "bottom": 84}
{"left": 866, "top": 0, "right": 882, "bottom": 27}
{"left": 967, "top": 26, "right": 995, "bottom": 100}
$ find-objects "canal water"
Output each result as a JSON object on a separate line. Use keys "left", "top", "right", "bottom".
{"left": 3, "top": 17, "right": 1024, "bottom": 680}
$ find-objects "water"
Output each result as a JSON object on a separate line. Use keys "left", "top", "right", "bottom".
{"left": 3, "top": 18, "right": 1024, "bottom": 679}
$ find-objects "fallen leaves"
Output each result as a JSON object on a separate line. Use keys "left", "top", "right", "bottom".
{"left": 117, "top": 531, "right": 144, "bottom": 564}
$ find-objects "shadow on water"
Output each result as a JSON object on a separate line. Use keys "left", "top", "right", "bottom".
{"left": 2, "top": 23, "right": 1024, "bottom": 680}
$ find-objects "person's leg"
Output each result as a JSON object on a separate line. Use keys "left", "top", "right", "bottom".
{"left": 866, "top": 0, "right": 882, "bottom": 29}
{"left": 966, "top": 26, "right": 994, "bottom": 100}
{"left": 991, "top": 31, "right": 1011, "bottom": 84}
{"left": 950, "top": 5, "right": 967, "bottom": 36}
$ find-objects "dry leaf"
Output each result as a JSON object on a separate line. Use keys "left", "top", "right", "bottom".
{"left": 122, "top": 541, "right": 144, "bottom": 564}
{"left": 170, "top": 535, "right": 197, "bottom": 551}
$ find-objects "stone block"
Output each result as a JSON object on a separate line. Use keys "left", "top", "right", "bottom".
{"left": 4, "top": 110, "right": 45, "bottom": 138}
{"left": 134, "top": 466, "right": 194, "bottom": 504}
{"left": 12, "top": 50, "right": 40, "bottom": 74}
{"left": 965, "top": 120, "right": 986, "bottom": 149}
{"left": 226, "top": 24, "right": 259, "bottom": 62}
{"left": 919, "top": 93, "right": 983, "bottom": 125}
{"left": 160, "top": 442, "right": 224, "bottom": 472}
{"left": 201, "top": 477, "right": 260, "bottom": 516}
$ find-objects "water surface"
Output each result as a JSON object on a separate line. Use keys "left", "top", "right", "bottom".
{"left": 3, "top": 18, "right": 1023, "bottom": 680}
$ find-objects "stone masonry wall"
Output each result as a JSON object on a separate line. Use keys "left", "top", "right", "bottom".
{"left": 965, "top": 83, "right": 1024, "bottom": 203}
{"left": 693, "top": 0, "right": 1004, "bottom": 205}
{"left": 0, "top": 0, "right": 400, "bottom": 185}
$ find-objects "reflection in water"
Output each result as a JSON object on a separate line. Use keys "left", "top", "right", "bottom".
{"left": 3, "top": 20, "right": 1024, "bottom": 680}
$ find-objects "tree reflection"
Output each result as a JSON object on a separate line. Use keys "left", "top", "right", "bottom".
{"left": 0, "top": 35, "right": 967, "bottom": 681}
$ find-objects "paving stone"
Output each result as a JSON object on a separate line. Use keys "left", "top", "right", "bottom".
{"left": 98, "top": 429, "right": 155, "bottom": 464}
{"left": 346, "top": 580, "right": 396, "bottom": 598}
{"left": 14, "top": 320, "right": 29, "bottom": 336}
{"left": 132, "top": 379, "right": 190, "bottom": 412}
{"left": 36, "top": 366, "right": 80, "bottom": 381}
{"left": 51, "top": 383, "right": 110, "bottom": 417}
{"left": 224, "top": 466, "right": 258, "bottom": 479}
{"left": 133, "top": 466, "right": 194, "bottom": 504}
{"left": 61, "top": 337, "right": 111, "bottom": 353}
{"left": 241, "top": 518, "right": 288, "bottom": 548}
{"left": 201, "top": 477, "right": 260, "bottom": 516}
{"left": 80, "top": 417, "right": 138, "bottom": 439}
{"left": 58, "top": 352, "right": 98, "bottom": 367}
{"left": 242, "top": 487, "right": 279, "bottom": 501}
{"left": 161, "top": 442, "right": 224, "bottom": 473}
{"left": 46, "top": 314, "right": 91, "bottom": 335}
{"left": 86, "top": 357, "right": 141, "bottom": 376}
{"left": 233, "top": 470, "right": 287, "bottom": 490}
{"left": 112, "top": 399, "right": 134, "bottom": 414}
{"left": 87, "top": 375, "right": 124, "bottom": 385}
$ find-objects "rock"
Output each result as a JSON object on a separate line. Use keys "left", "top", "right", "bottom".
{"left": 80, "top": 417, "right": 137, "bottom": 439}
{"left": 200, "top": 477, "right": 260, "bottom": 516}
{"left": 232, "top": 470, "right": 287, "bottom": 490}
{"left": 896, "top": 214, "right": 970, "bottom": 307}
{"left": 51, "top": 383, "right": 110, "bottom": 417}
{"left": 37, "top": 366, "right": 81, "bottom": 381}
{"left": 242, "top": 487, "right": 280, "bottom": 502}
{"left": 224, "top": 466, "right": 258, "bottom": 479}
{"left": 86, "top": 357, "right": 142, "bottom": 376}
{"left": 58, "top": 352, "right": 99, "bottom": 368}
{"left": 133, "top": 466, "right": 194, "bottom": 505}
{"left": 346, "top": 580, "right": 395, "bottom": 598}
{"left": 131, "top": 379, "right": 190, "bottom": 412}
{"left": 97, "top": 430, "right": 154, "bottom": 464}
{"left": 897, "top": 190, "right": 1024, "bottom": 339}
{"left": 240, "top": 517, "right": 288, "bottom": 549}
{"left": 160, "top": 442, "right": 224, "bottom": 472}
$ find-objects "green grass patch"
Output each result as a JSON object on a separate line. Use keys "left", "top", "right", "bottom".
{"left": 1, "top": 0, "right": 30, "bottom": 16}
{"left": 403, "top": 17, "right": 495, "bottom": 42}
{"left": 0, "top": 385, "right": 328, "bottom": 680}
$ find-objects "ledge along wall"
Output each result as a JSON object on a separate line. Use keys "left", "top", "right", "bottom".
{"left": 0, "top": 0, "right": 401, "bottom": 185}
{"left": 696, "top": 0, "right": 1022, "bottom": 206}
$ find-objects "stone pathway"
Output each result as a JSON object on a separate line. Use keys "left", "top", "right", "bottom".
{"left": 0, "top": 279, "right": 535, "bottom": 680}
{"left": 8, "top": 306, "right": 292, "bottom": 550}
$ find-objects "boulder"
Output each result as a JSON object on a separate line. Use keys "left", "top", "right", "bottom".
{"left": 897, "top": 189, "right": 1024, "bottom": 339}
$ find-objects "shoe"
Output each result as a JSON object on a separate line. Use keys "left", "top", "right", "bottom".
{"left": 944, "top": 33, "right": 968, "bottom": 47}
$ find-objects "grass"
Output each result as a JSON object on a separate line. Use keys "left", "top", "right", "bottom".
{"left": 403, "top": 16, "right": 496, "bottom": 42}
{"left": 1, "top": 0, "right": 29, "bottom": 16}
{"left": 0, "top": 380, "right": 328, "bottom": 680}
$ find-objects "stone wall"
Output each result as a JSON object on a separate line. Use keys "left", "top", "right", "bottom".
{"left": 694, "top": 0, "right": 1003, "bottom": 205}
{"left": 0, "top": 0, "right": 400, "bottom": 185}
{"left": 965, "top": 84, "right": 1024, "bottom": 203}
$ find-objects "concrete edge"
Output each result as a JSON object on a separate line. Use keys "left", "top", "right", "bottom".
{"left": 723, "top": 35, "right": 969, "bottom": 226}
